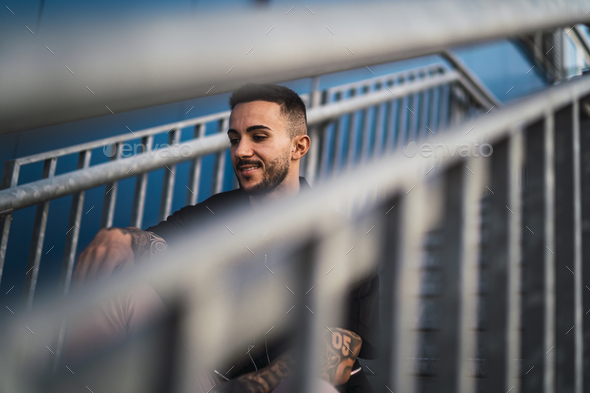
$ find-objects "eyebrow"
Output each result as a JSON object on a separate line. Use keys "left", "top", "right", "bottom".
{"left": 227, "top": 125, "right": 273, "bottom": 135}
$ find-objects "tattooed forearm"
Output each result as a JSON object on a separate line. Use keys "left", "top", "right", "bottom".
{"left": 317, "top": 327, "right": 362, "bottom": 386}
{"left": 214, "top": 351, "right": 295, "bottom": 393}
{"left": 118, "top": 227, "right": 167, "bottom": 260}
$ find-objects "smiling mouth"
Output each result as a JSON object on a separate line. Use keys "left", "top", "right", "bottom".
{"left": 239, "top": 165, "right": 260, "bottom": 174}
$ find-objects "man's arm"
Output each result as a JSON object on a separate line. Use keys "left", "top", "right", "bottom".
{"left": 214, "top": 327, "right": 362, "bottom": 393}
{"left": 73, "top": 227, "right": 167, "bottom": 284}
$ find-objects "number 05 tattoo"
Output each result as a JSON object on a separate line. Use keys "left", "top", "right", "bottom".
{"left": 318, "top": 327, "right": 362, "bottom": 385}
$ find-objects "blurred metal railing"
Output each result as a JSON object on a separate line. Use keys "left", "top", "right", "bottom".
{"left": 2, "top": 70, "right": 590, "bottom": 393}
{"left": 0, "top": 61, "right": 491, "bottom": 309}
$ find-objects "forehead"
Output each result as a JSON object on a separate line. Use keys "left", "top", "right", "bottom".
{"left": 229, "top": 101, "right": 285, "bottom": 130}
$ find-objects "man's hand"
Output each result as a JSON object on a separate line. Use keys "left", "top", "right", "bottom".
{"left": 73, "top": 227, "right": 167, "bottom": 285}
{"left": 213, "top": 327, "right": 362, "bottom": 393}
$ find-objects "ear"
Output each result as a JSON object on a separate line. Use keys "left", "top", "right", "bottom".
{"left": 291, "top": 134, "right": 310, "bottom": 160}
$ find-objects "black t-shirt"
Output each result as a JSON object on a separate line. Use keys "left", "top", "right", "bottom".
{"left": 146, "top": 177, "right": 380, "bottom": 384}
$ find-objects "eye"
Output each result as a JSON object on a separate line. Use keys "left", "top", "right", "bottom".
{"left": 229, "top": 139, "right": 239, "bottom": 146}
{"left": 253, "top": 135, "right": 266, "bottom": 142}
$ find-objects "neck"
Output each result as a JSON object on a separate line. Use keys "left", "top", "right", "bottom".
{"left": 248, "top": 171, "right": 300, "bottom": 208}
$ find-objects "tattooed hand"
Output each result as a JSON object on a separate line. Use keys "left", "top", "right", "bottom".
{"left": 213, "top": 351, "right": 295, "bottom": 393}
{"left": 317, "top": 327, "right": 362, "bottom": 385}
{"left": 73, "top": 227, "right": 167, "bottom": 285}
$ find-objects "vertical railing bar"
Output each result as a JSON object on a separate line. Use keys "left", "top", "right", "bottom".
{"left": 373, "top": 102, "right": 386, "bottom": 158}
{"left": 159, "top": 129, "right": 181, "bottom": 222}
{"left": 187, "top": 124, "right": 205, "bottom": 205}
{"left": 360, "top": 107, "right": 372, "bottom": 164}
{"left": 301, "top": 76, "right": 321, "bottom": 181}
{"left": 319, "top": 121, "right": 334, "bottom": 180}
{"left": 544, "top": 112, "right": 556, "bottom": 393}
{"left": 59, "top": 149, "right": 92, "bottom": 296}
{"left": 507, "top": 129, "right": 524, "bottom": 393}
{"left": 319, "top": 92, "right": 336, "bottom": 180}
{"left": 483, "top": 137, "right": 510, "bottom": 393}
{"left": 305, "top": 125, "right": 321, "bottom": 186}
{"left": 384, "top": 99, "right": 396, "bottom": 153}
{"left": 439, "top": 84, "right": 450, "bottom": 130}
{"left": 397, "top": 95, "right": 408, "bottom": 148}
{"left": 429, "top": 87, "right": 439, "bottom": 133}
{"left": 419, "top": 89, "right": 430, "bottom": 140}
{"left": 346, "top": 109, "right": 360, "bottom": 171}
{"left": 0, "top": 160, "right": 20, "bottom": 286}
{"left": 130, "top": 135, "right": 153, "bottom": 228}
{"left": 432, "top": 86, "right": 442, "bottom": 133}
{"left": 572, "top": 100, "right": 583, "bottom": 393}
{"left": 333, "top": 116, "right": 347, "bottom": 174}
{"left": 290, "top": 237, "right": 319, "bottom": 393}
{"left": 100, "top": 143, "right": 122, "bottom": 228}
{"left": 23, "top": 157, "right": 57, "bottom": 310}
{"left": 212, "top": 118, "right": 228, "bottom": 195}
{"left": 53, "top": 149, "right": 92, "bottom": 373}
{"left": 458, "top": 157, "right": 485, "bottom": 393}
{"left": 390, "top": 186, "right": 427, "bottom": 393}
{"left": 408, "top": 93, "right": 420, "bottom": 141}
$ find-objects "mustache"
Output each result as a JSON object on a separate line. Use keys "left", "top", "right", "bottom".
{"left": 235, "top": 159, "right": 262, "bottom": 168}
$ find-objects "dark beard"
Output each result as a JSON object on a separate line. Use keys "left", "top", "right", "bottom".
{"left": 234, "top": 153, "right": 290, "bottom": 196}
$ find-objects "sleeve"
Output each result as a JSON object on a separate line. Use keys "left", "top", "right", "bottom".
{"left": 144, "top": 205, "right": 198, "bottom": 246}
{"left": 342, "top": 274, "right": 380, "bottom": 360}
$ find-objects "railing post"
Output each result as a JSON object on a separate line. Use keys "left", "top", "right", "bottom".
{"left": 521, "top": 114, "right": 556, "bottom": 393}
{"left": 100, "top": 143, "right": 122, "bottom": 228}
{"left": 212, "top": 118, "right": 228, "bottom": 195}
{"left": 23, "top": 157, "right": 57, "bottom": 310}
{"left": 0, "top": 160, "right": 19, "bottom": 287}
{"left": 130, "top": 135, "right": 153, "bottom": 228}
{"left": 187, "top": 124, "right": 204, "bottom": 205}
{"left": 580, "top": 95, "right": 590, "bottom": 393}
{"left": 437, "top": 157, "right": 485, "bottom": 393}
{"left": 159, "top": 129, "right": 181, "bottom": 222}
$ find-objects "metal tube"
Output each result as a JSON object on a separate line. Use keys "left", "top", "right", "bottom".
{"left": 100, "top": 143, "right": 121, "bottom": 228}
{"left": 187, "top": 124, "right": 204, "bottom": 206}
{"left": 521, "top": 119, "right": 548, "bottom": 393}
{"left": 360, "top": 107, "right": 373, "bottom": 164}
{"left": 372, "top": 102, "right": 386, "bottom": 158}
{"left": 3, "top": 0, "right": 589, "bottom": 133}
{"left": 553, "top": 104, "right": 577, "bottom": 391}
{"left": 159, "top": 129, "right": 180, "bottom": 222}
{"left": 0, "top": 160, "right": 19, "bottom": 286}
{"left": 572, "top": 99, "right": 583, "bottom": 393}
{"left": 212, "top": 118, "right": 229, "bottom": 195}
{"left": 333, "top": 114, "right": 347, "bottom": 173}
{"left": 507, "top": 129, "right": 524, "bottom": 393}
{"left": 544, "top": 113, "right": 556, "bottom": 393}
{"left": 346, "top": 109, "right": 360, "bottom": 170}
{"left": 23, "top": 157, "right": 57, "bottom": 310}
{"left": 130, "top": 135, "right": 153, "bottom": 228}
{"left": 59, "top": 150, "right": 92, "bottom": 297}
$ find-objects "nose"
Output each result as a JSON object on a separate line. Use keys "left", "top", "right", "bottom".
{"left": 234, "top": 138, "right": 253, "bottom": 159}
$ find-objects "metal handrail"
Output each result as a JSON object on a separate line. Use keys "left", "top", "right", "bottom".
{"left": 0, "top": 66, "right": 470, "bottom": 213}
{"left": 3, "top": 71, "right": 589, "bottom": 393}
{"left": 2, "top": 0, "right": 589, "bottom": 133}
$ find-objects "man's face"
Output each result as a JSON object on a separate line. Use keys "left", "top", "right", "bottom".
{"left": 228, "top": 101, "right": 293, "bottom": 195}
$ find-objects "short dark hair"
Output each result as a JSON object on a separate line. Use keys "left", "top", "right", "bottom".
{"left": 229, "top": 83, "right": 307, "bottom": 138}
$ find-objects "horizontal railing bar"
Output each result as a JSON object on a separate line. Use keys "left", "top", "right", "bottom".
{"left": 326, "top": 63, "right": 446, "bottom": 95}
{"left": 307, "top": 70, "right": 460, "bottom": 124}
{"left": 13, "top": 67, "right": 454, "bottom": 168}
{"left": 5, "top": 0, "right": 589, "bottom": 133}
{"left": 13, "top": 110, "right": 231, "bottom": 166}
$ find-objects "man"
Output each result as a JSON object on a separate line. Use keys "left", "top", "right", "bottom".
{"left": 72, "top": 83, "right": 379, "bottom": 392}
